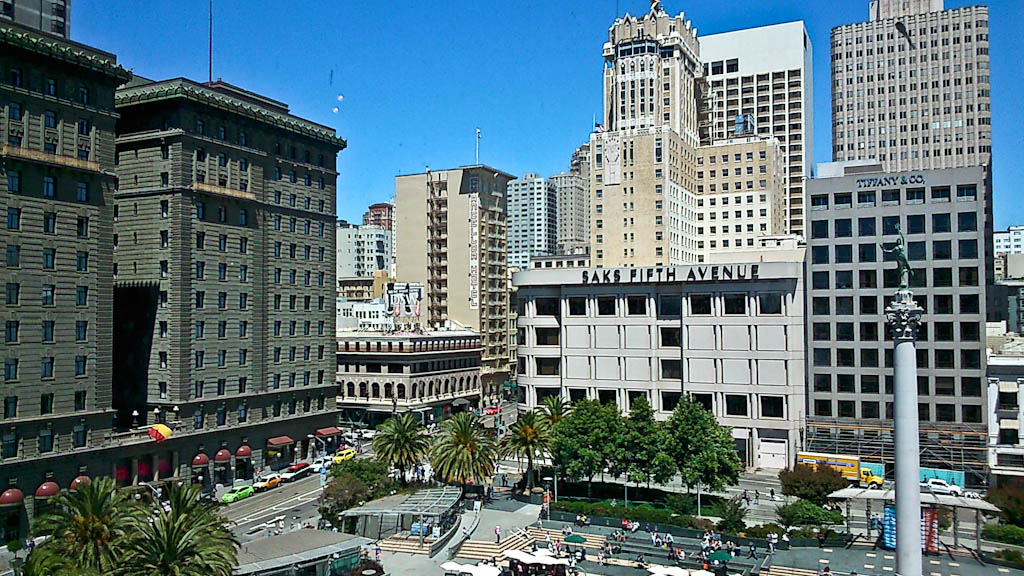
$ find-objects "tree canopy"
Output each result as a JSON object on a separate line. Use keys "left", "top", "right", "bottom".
{"left": 549, "top": 399, "right": 626, "bottom": 493}
{"left": 621, "top": 396, "right": 675, "bottom": 487}
{"left": 500, "top": 410, "right": 550, "bottom": 491}
{"left": 664, "top": 397, "right": 742, "bottom": 492}
{"left": 373, "top": 413, "right": 429, "bottom": 485}
{"left": 430, "top": 412, "right": 497, "bottom": 486}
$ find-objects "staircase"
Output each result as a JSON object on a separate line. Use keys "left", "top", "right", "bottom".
{"left": 376, "top": 534, "right": 431, "bottom": 555}
{"left": 761, "top": 566, "right": 821, "bottom": 576}
{"left": 526, "top": 527, "right": 606, "bottom": 550}
{"left": 455, "top": 530, "right": 533, "bottom": 561}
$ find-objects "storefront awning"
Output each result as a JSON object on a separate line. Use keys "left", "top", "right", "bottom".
{"left": 191, "top": 453, "right": 209, "bottom": 467}
{"left": 214, "top": 449, "right": 232, "bottom": 463}
{"left": 266, "top": 435, "right": 294, "bottom": 447}
{"left": 34, "top": 482, "right": 59, "bottom": 499}
{"left": 0, "top": 488, "right": 24, "bottom": 507}
{"left": 69, "top": 476, "right": 90, "bottom": 491}
{"left": 235, "top": 445, "right": 252, "bottom": 459}
{"left": 315, "top": 427, "right": 341, "bottom": 437}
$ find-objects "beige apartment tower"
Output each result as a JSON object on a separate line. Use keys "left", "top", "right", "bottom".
{"left": 395, "top": 166, "right": 514, "bottom": 403}
{"left": 590, "top": 3, "right": 702, "bottom": 268}
{"left": 831, "top": 0, "right": 991, "bottom": 172}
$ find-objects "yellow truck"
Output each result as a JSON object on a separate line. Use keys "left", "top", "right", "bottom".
{"left": 795, "top": 451, "right": 885, "bottom": 488}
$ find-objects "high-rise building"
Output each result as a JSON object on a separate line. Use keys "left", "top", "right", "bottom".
{"left": 590, "top": 4, "right": 702, "bottom": 268}
{"left": 0, "top": 0, "right": 69, "bottom": 38}
{"left": 831, "top": 0, "right": 991, "bottom": 172}
{"left": 0, "top": 19, "right": 129, "bottom": 521}
{"left": 695, "top": 136, "right": 787, "bottom": 255}
{"left": 699, "top": 21, "right": 814, "bottom": 236}
{"left": 395, "top": 165, "right": 514, "bottom": 403}
{"left": 508, "top": 173, "right": 557, "bottom": 270}
{"left": 336, "top": 221, "right": 391, "bottom": 278}
{"left": 995, "top": 226, "right": 1024, "bottom": 255}
{"left": 804, "top": 162, "right": 993, "bottom": 484}
{"left": 552, "top": 143, "right": 591, "bottom": 255}
{"left": 112, "top": 77, "right": 345, "bottom": 486}
{"left": 362, "top": 202, "right": 393, "bottom": 230}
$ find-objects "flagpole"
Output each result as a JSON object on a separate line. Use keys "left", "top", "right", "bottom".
{"left": 475, "top": 128, "right": 481, "bottom": 164}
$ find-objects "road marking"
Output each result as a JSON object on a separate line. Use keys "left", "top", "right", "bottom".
{"left": 949, "top": 563, "right": 960, "bottom": 567}
{"left": 930, "top": 560, "right": 941, "bottom": 565}
{"left": 998, "top": 569, "right": 1010, "bottom": 574}
{"left": 823, "top": 548, "right": 833, "bottom": 553}
{"left": 866, "top": 553, "right": 877, "bottom": 558}
{"left": 230, "top": 486, "right": 323, "bottom": 525}
{"left": 819, "top": 559, "right": 829, "bottom": 564}
{"left": 864, "top": 565, "right": 875, "bottom": 570}
{"left": 882, "top": 567, "right": 893, "bottom": 572}
{"left": 931, "top": 572, "right": 942, "bottom": 576}
{"left": 884, "top": 555, "right": 895, "bottom": 560}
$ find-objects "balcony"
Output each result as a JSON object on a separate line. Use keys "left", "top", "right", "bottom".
{"left": 2, "top": 144, "right": 101, "bottom": 173}
{"left": 194, "top": 182, "right": 256, "bottom": 202}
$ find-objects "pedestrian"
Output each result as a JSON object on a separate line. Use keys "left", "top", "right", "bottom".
{"left": 816, "top": 530, "right": 826, "bottom": 548}
{"left": 746, "top": 543, "right": 757, "bottom": 560}
{"left": 611, "top": 498, "right": 617, "bottom": 508}
{"left": 375, "top": 544, "right": 381, "bottom": 562}
{"left": 742, "top": 489, "right": 749, "bottom": 505}
{"left": 495, "top": 524, "right": 501, "bottom": 544}
{"left": 770, "top": 488, "right": 776, "bottom": 501}
{"left": 754, "top": 490, "right": 760, "bottom": 505}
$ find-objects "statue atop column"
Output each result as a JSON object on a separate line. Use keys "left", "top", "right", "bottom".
{"left": 882, "top": 226, "right": 913, "bottom": 290}
{"left": 650, "top": 0, "right": 663, "bottom": 14}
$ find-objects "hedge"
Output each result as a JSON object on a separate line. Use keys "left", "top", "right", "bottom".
{"left": 984, "top": 523, "right": 1024, "bottom": 546}
{"left": 776, "top": 499, "right": 845, "bottom": 527}
{"left": 551, "top": 500, "right": 714, "bottom": 531}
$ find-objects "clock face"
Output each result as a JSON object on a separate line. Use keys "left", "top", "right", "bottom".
{"left": 605, "top": 138, "right": 620, "bottom": 162}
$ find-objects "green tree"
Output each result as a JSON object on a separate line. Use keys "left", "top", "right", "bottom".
{"left": 987, "top": 487, "right": 1024, "bottom": 528}
{"left": 621, "top": 396, "right": 676, "bottom": 488}
{"left": 549, "top": 399, "right": 626, "bottom": 497}
{"left": 714, "top": 496, "right": 748, "bottom": 534}
{"left": 540, "top": 395, "right": 570, "bottom": 428}
{"left": 500, "top": 410, "right": 549, "bottom": 492}
{"left": 26, "top": 477, "right": 139, "bottom": 575}
{"left": 430, "top": 412, "right": 498, "bottom": 486}
{"left": 372, "top": 413, "right": 429, "bottom": 486}
{"left": 778, "top": 464, "right": 849, "bottom": 506}
{"left": 119, "top": 483, "right": 238, "bottom": 576}
{"left": 775, "top": 499, "right": 844, "bottom": 528}
{"left": 665, "top": 397, "right": 741, "bottom": 492}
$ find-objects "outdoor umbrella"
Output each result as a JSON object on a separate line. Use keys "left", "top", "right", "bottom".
{"left": 708, "top": 550, "right": 732, "bottom": 563}
{"left": 691, "top": 570, "right": 715, "bottom": 576}
{"left": 564, "top": 534, "right": 587, "bottom": 544}
{"left": 648, "top": 567, "right": 690, "bottom": 576}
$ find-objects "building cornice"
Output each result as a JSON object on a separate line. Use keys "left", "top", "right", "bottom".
{"left": 115, "top": 79, "right": 346, "bottom": 149}
{"left": 0, "top": 25, "right": 131, "bottom": 83}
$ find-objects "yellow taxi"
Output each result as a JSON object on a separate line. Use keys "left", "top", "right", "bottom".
{"left": 332, "top": 448, "right": 356, "bottom": 464}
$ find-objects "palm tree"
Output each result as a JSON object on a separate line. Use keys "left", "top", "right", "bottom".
{"left": 499, "top": 411, "right": 549, "bottom": 493}
{"left": 26, "top": 477, "right": 139, "bottom": 575}
{"left": 373, "top": 413, "right": 429, "bottom": 485}
{"left": 540, "top": 395, "right": 570, "bottom": 428}
{"left": 119, "top": 483, "right": 238, "bottom": 576}
{"left": 430, "top": 412, "right": 497, "bottom": 486}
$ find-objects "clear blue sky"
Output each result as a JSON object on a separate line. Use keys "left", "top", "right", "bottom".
{"left": 75, "top": 0, "right": 1022, "bottom": 227}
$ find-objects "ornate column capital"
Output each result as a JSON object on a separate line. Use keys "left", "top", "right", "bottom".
{"left": 885, "top": 288, "right": 923, "bottom": 341}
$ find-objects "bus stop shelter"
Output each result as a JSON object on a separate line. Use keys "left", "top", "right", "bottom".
{"left": 827, "top": 486, "right": 1000, "bottom": 552}
{"left": 342, "top": 486, "right": 463, "bottom": 546}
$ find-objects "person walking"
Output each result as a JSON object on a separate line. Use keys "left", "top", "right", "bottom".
{"left": 495, "top": 524, "right": 501, "bottom": 544}
{"left": 746, "top": 543, "right": 757, "bottom": 560}
{"left": 754, "top": 490, "right": 760, "bottom": 505}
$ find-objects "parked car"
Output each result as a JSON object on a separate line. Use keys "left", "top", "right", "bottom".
{"left": 252, "top": 473, "right": 282, "bottom": 492}
{"left": 221, "top": 485, "right": 255, "bottom": 503}
{"left": 484, "top": 405, "right": 499, "bottom": 415}
{"left": 333, "top": 448, "right": 356, "bottom": 464}
{"left": 310, "top": 456, "right": 333, "bottom": 473}
{"left": 280, "top": 462, "right": 311, "bottom": 482}
{"left": 921, "top": 478, "right": 963, "bottom": 496}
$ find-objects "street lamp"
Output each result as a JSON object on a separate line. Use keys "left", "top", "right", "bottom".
{"left": 307, "top": 434, "right": 327, "bottom": 459}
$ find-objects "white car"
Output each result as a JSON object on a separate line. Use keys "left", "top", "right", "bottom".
{"left": 921, "top": 478, "right": 963, "bottom": 496}
{"left": 310, "top": 456, "right": 333, "bottom": 473}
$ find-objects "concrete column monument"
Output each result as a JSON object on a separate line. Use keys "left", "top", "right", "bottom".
{"left": 884, "top": 229, "right": 923, "bottom": 576}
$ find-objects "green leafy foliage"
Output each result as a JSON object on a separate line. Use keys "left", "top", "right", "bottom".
{"left": 775, "top": 499, "right": 844, "bottom": 528}
{"left": 622, "top": 396, "right": 676, "bottom": 488}
{"left": 994, "top": 549, "right": 1024, "bottom": 564}
{"left": 321, "top": 459, "right": 401, "bottom": 529}
{"left": 500, "top": 410, "right": 549, "bottom": 491}
{"left": 430, "top": 412, "right": 497, "bottom": 485}
{"left": 743, "top": 523, "right": 786, "bottom": 539}
{"left": 778, "top": 464, "right": 849, "bottom": 506}
{"left": 984, "top": 523, "right": 1024, "bottom": 546}
{"left": 551, "top": 500, "right": 713, "bottom": 531}
{"left": 987, "top": 487, "right": 1024, "bottom": 527}
{"left": 540, "top": 395, "right": 571, "bottom": 428}
{"left": 549, "top": 399, "right": 626, "bottom": 495}
{"left": 664, "top": 398, "right": 741, "bottom": 491}
{"left": 714, "top": 496, "right": 748, "bottom": 533}
{"left": 372, "top": 413, "right": 428, "bottom": 485}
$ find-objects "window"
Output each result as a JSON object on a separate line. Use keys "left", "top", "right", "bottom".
{"left": 6, "top": 102, "right": 21, "bottom": 121}
{"left": 761, "top": 396, "right": 784, "bottom": 418}
{"left": 661, "top": 359, "right": 682, "bottom": 379}
{"left": 835, "top": 219, "right": 852, "bottom": 237}
{"left": 597, "top": 296, "right": 616, "bottom": 316}
{"left": 43, "top": 321, "right": 55, "bottom": 342}
{"left": 42, "top": 249, "right": 55, "bottom": 270}
{"left": 959, "top": 239, "right": 978, "bottom": 259}
{"left": 535, "top": 357, "right": 560, "bottom": 376}
{"left": 658, "top": 295, "right": 681, "bottom": 316}
{"left": 6, "top": 208, "right": 20, "bottom": 230}
{"left": 76, "top": 251, "right": 88, "bottom": 271}
{"left": 810, "top": 220, "right": 828, "bottom": 239}
{"left": 535, "top": 328, "right": 559, "bottom": 346}
{"left": 932, "top": 213, "right": 951, "bottom": 233}
{"left": 76, "top": 182, "right": 88, "bottom": 202}
{"left": 5, "top": 245, "right": 18, "bottom": 268}
{"left": 626, "top": 296, "right": 647, "bottom": 315}
{"left": 76, "top": 286, "right": 87, "bottom": 306}
{"left": 5, "top": 283, "right": 18, "bottom": 305}
{"left": 3, "top": 321, "right": 16, "bottom": 343}
{"left": 723, "top": 294, "right": 746, "bottom": 315}
{"left": 689, "top": 294, "right": 712, "bottom": 315}
{"left": 725, "top": 395, "right": 748, "bottom": 417}
{"left": 567, "top": 297, "right": 586, "bottom": 316}
{"left": 6, "top": 170, "right": 19, "bottom": 193}
{"left": 74, "top": 355, "right": 86, "bottom": 375}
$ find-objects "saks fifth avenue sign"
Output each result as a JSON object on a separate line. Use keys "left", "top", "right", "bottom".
{"left": 855, "top": 174, "right": 925, "bottom": 189}
{"left": 581, "top": 264, "right": 760, "bottom": 285}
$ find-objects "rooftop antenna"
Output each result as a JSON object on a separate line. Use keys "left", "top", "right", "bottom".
{"left": 475, "top": 128, "right": 481, "bottom": 164}
{"left": 208, "top": 0, "right": 213, "bottom": 83}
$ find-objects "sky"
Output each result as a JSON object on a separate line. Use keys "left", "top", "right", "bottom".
{"left": 75, "top": 0, "right": 1023, "bottom": 227}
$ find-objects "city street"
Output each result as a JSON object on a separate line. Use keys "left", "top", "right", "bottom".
{"left": 223, "top": 473, "right": 325, "bottom": 543}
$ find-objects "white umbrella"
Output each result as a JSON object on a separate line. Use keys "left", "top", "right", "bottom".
{"left": 471, "top": 565, "right": 503, "bottom": 576}
{"left": 649, "top": 567, "right": 690, "bottom": 576}
{"left": 440, "top": 561, "right": 471, "bottom": 572}
{"left": 691, "top": 570, "right": 715, "bottom": 576}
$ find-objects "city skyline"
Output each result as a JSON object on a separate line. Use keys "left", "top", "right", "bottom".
{"left": 71, "top": 0, "right": 1024, "bottom": 227}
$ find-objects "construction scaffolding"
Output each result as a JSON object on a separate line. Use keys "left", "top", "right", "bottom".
{"left": 805, "top": 416, "right": 989, "bottom": 487}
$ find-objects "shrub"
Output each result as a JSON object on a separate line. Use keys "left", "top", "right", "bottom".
{"left": 666, "top": 493, "right": 698, "bottom": 516}
{"left": 988, "top": 488, "right": 1024, "bottom": 528}
{"left": 550, "top": 500, "right": 713, "bottom": 531}
{"left": 994, "top": 549, "right": 1024, "bottom": 564}
{"left": 744, "top": 523, "right": 785, "bottom": 539}
{"left": 6, "top": 540, "right": 22, "bottom": 556}
{"left": 775, "top": 499, "right": 844, "bottom": 528}
{"left": 983, "top": 523, "right": 1024, "bottom": 546}
{"left": 778, "top": 464, "right": 849, "bottom": 506}
{"left": 713, "top": 497, "right": 747, "bottom": 534}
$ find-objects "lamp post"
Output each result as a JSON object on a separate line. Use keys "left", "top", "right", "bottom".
{"left": 307, "top": 434, "right": 327, "bottom": 460}
{"left": 884, "top": 230, "right": 923, "bottom": 576}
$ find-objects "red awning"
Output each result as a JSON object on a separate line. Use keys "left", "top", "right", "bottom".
{"left": 235, "top": 445, "right": 252, "bottom": 459}
{"left": 69, "top": 476, "right": 90, "bottom": 492}
{"left": 0, "top": 488, "right": 24, "bottom": 506}
{"left": 266, "top": 435, "right": 294, "bottom": 447}
{"left": 213, "top": 449, "right": 232, "bottom": 464}
{"left": 315, "top": 427, "right": 342, "bottom": 437}
{"left": 191, "top": 453, "right": 209, "bottom": 467}
{"left": 34, "top": 482, "right": 59, "bottom": 499}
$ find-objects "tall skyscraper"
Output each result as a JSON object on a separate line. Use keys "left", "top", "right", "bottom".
{"left": 831, "top": 0, "right": 991, "bottom": 172}
{"left": 589, "top": 4, "right": 702, "bottom": 267}
{"left": 395, "top": 166, "right": 514, "bottom": 403}
{"left": 0, "top": 0, "right": 69, "bottom": 38}
{"left": 113, "top": 77, "right": 345, "bottom": 485}
{"left": 699, "top": 21, "right": 814, "bottom": 236}
{"left": 0, "top": 19, "right": 128, "bottom": 514}
{"left": 508, "top": 174, "right": 557, "bottom": 270}
{"left": 336, "top": 221, "right": 392, "bottom": 278}
{"left": 552, "top": 143, "right": 591, "bottom": 255}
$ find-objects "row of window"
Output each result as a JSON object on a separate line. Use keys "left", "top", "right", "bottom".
{"left": 5, "top": 283, "right": 88, "bottom": 306}
{"left": 6, "top": 172, "right": 91, "bottom": 201}
{"left": 812, "top": 347, "right": 982, "bottom": 370}
{"left": 5, "top": 319, "right": 87, "bottom": 343}
{"left": 811, "top": 264, "right": 980, "bottom": 292}
{"left": 813, "top": 373, "right": 981, "bottom": 397}
{"left": 273, "top": 214, "right": 327, "bottom": 236}
{"left": 523, "top": 326, "right": 682, "bottom": 348}
{"left": 3, "top": 355, "right": 87, "bottom": 381}
{"left": 809, "top": 210, "right": 977, "bottom": 239}
{"left": 2, "top": 391, "right": 87, "bottom": 420}
{"left": 527, "top": 356, "right": 683, "bottom": 379}
{"left": 0, "top": 425, "right": 88, "bottom": 459}
{"left": 814, "top": 399, "right": 982, "bottom": 423}
{"left": 527, "top": 293, "right": 785, "bottom": 318}
{"left": 812, "top": 291, "right": 979, "bottom": 317}
{"left": 193, "top": 119, "right": 327, "bottom": 168}
{"left": 4, "top": 244, "right": 90, "bottom": 272}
